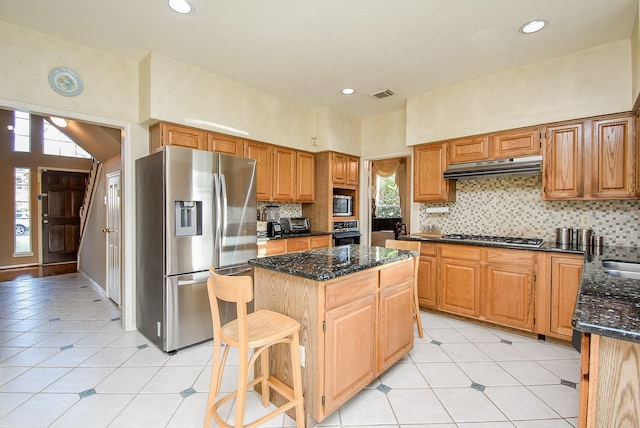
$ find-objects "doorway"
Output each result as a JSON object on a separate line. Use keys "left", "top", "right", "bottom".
{"left": 40, "top": 169, "right": 90, "bottom": 264}
{"left": 106, "top": 171, "right": 121, "bottom": 304}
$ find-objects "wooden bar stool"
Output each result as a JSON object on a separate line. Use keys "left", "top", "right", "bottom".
{"left": 385, "top": 239, "right": 424, "bottom": 338}
{"left": 203, "top": 269, "right": 305, "bottom": 428}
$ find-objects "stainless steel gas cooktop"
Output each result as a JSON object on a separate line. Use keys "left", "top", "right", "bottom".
{"left": 442, "top": 234, "right": 544, "bottom": 248}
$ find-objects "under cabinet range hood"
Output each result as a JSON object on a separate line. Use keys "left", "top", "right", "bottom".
{"left": 443, "top": 155, "right": 543, "bottom": 180}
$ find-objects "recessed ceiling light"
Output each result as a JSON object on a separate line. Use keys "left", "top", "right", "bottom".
{"left": 341, "top": 88, "right": 355, "bottom": 95}
{"left": 168, "top": 0, "right": 192, "bottom": 14}
{"left": 520, "top": 19, "right": 546, "bottom": 34}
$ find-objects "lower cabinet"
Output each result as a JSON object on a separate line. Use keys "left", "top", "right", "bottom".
{"left": 483, "top": 249, "right": 536, "bottom": 331}
{"left": 548, "top": 254, "right": 584, "bottom": 340}
{"left": 258, "top": 235, "right": 331, "bottom": 257}
{"left": 579, "top": 333, "right": 640, "bottom": 428}
{"left": 438, "top": 245, "right": 481, "bottom": 318}
{"left": 417, "top": 243, "right": 437, "bottom": 308}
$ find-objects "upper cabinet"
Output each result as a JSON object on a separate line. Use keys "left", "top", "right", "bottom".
{"left": 150, "top": 122, "right": 314, "bottom": 203}
{"left": 413, "top": 142, "right": 455, "bottom": 202}
{"left": 149, "top": 122, "right": 207, "bottom": 152}
{"left": 448, "top": 127, "right": 541, "bottom": 164}
{"left": 449, "top": 136, "right": 490, "bottom": 164}
{"left": 543, "top": 113, "right": 636, "bottom": 200}
{"left": 332, "top": 153, "right": 359, "bottom": 188}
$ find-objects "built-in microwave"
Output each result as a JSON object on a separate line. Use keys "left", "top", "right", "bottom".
{"left": 332, "top": 195, "right": 353, "bottom": 217}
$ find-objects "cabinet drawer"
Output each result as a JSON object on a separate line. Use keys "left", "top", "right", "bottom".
{"left": 420, "top": 243, "right": 436, "bottom": 256}
{"left": 439, "top": 244, "right": 481, "bottom": 261}
{"left": 485, "top": 248, "right": 536, "bottom": 266}
{"left": 264, "top": 239, "right": 287, "bottom": 256}
{"left": 325, "top": 271, "right": 377, "bottom": 310}
{"left": 310, "top": 235, "right": 331, "bottom": 249}
{"left": 380, "top": 259, "right": 414, "bottom": 289}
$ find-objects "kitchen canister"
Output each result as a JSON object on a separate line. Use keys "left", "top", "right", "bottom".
{"left": 555, "top": 227, "right": 573, "bottom": 245}
{"left": 576, "top": 228, "right": 593, "bottom": 247}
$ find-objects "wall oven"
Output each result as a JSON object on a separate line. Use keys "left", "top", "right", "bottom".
{"left": 333, "top": 220, "right": 360, "bottom": 246}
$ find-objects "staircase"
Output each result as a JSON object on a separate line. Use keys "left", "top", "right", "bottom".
{"left": 79, "top": 158, "right": 102, "bottom": 238}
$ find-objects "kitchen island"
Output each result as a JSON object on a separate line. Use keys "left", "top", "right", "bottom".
{"left": 248, "top": 244, "right": 418, "bottom": 426}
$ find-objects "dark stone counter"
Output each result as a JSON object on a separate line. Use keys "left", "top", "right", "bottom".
{"left": 248, "top": 244, "right": 417, "bottom": 281}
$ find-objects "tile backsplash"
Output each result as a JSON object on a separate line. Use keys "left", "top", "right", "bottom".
{"left": 256, "top": 202, "right": 302, "bottom": 220}
{"left": 419, "top": 176, "right": 640, "bottom": 247}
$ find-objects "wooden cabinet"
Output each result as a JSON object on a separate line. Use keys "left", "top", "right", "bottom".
{"left": 579, "top": 333, "right": 640, "bottom": 428}
{"left": 482, "top": 249, "right": 536, "bottom": 332}
{"left": 332, "top": 153, "right": 359, "bottom": 188}
{"left": 548, "top": 254, "right": 583, "bottom": 340}
{"left": 258, "top": 235, "right": 331, "bottom": 257}
{"left": 492, "top": 127, "right": 541, "bottom": 159}
{"left": 417, "top": 243, "right": 437, "bottom": 309}
{"left": 438, "top": 245, "right": 481, "bottom": 317}
{"left": 543, "top": 113, "right": 637, "bottom": 200}
{"left": 260, "top": 239, "right": 287, "bottom": 257}
{"left": 149, "top": 122, "right": 207, "bottom": 152}
{"left": 543, "top": 122, "right": 584, "bottom": 199}
{"left": 207, "top": 132, "right": 244, "bottom": 156}
{"left": 449, "top": 136, "right": 490, "bottom": 163}
{"left": 296, "top": 151, "right": 315, "bottom": 202}
{"left": 310, "top": 235, "right": 331, "bottom": 249}
{"left": 254, "top": 258, "right": 414, "bottom": 424}
{"left": 271, "top": 146, "right": 296, "bottom": 201}
{"left": 590, "top": 115, "right": 635, "bottom": 198}
{"left": 413, "top": 142, "right": 455, "bottom": 202}
{"left": 244, "top": 140, "right": 272, "bottom": 201}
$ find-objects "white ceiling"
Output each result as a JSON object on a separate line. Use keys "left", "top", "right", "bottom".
{"left": 0, "top": 0, "right": 637, "bottom": 118}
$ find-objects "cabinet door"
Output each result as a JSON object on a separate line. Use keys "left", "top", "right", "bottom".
{"left": 417, "top": 253, "right": 437, "bottom": 309}
{"left": 244, "top": 140, "right": 271, "bottom": 201}
{"left": 493, "top": 127, "right": 541, "bottom": 158}
{"left": 378, "top": 280, "right": 414, "bottom": 372}
{"left": 310, "top": 235, "right": 331, "bottom": 249}
{"left": 591, "top": 115, "right": 636, "bottom": 199}
{"left": 287, "top": 237, "right": 310, "bottom": 253}
{"left": 208, "top": 132, "right": 244, "bottom": 156}
{"left": 543, "top": 122, "right": 583, "bottom": 199}
{"left": 161, "top": 123, "right": 207, "bottom": 150}
{"left": 439, "top": 258, "right": 480, "bottom": 317}
{"left": 324, "top": 293, "right": 376, "bottom": 416}
{"left": 272, "top": 146, "right": 296, "bottom": 201}
{"left": 550, "top": 256, "right": 583, "bottom": 339}
{"left": 346, "top": 156, "right": 359, "bottom": 187}
{"left": 449, "top": 136, "right": 490, "bottom": 163}
{"left": 296, "top": 151, "right": 315, "bottom": 202}
{"left": 263, "top": 239, "right": 287, "bottom": 256}
{"left": 413, "top": 143, "right": 455, "bottom": 202}
{"left": 332, "top": 152, "right": 347, "bottom": 185}
{"left": 484, "top": 264, "right": 535, "bottom": 331}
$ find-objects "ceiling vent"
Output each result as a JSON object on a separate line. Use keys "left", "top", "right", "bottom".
{"left": 368, "top": 88, "right": 394, "bottom": 99}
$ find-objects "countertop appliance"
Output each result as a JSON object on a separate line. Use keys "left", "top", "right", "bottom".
{"left": 267, "top": 221, "right": 282, "bottom": 237}
{"left": 442, "top": 234, "right": 543, "bottom": 248}
{"left": 136, "top": 146, "right": 257, "bottom": 353}
{"left": 281, "top": 217, "right": 310, "bottom": 234}
{"left": 333, "top": 194, "right": 353, "bottom": 217}
{"left": 333, "top": 220, "right": 360, "bottom": 246}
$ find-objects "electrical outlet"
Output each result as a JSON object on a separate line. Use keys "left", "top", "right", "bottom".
{"left": 579, "top": 214, "right": 591, "bottom": 227}
{"left": 299, "top": 345, "right": 306, "bottom": 367}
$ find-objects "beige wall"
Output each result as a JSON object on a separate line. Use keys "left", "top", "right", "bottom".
{"left": 406, "top": 40, "right": 632, "bottom": 146}
{"left": 315, "top": 107, "right": 363, "bottom": 155}
{"left": 141, "top": 53, "right": 316, "bottom": 151}
{"left": 632, "top": 7, "right": 640, "bottom": 106}
{"left": 361, "top": 110, "right": 407, "bottom": 157}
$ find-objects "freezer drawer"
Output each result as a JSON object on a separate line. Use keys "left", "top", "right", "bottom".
{"left": 165, "top": 272, "right": 213, "bottom": 352}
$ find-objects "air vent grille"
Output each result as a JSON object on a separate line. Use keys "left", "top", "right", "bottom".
{"left": 368, "top": 88, "right": 394, "bottom": 99}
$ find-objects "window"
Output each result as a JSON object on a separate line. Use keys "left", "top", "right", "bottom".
{"left": 375, "top": 173, "right": 401, "bottom": 218}
{"left": 15, "top": 168, "right": 31, "bottom": 254}
{"left": 13, "top": 111, "right": 30, "bottom": 152}
{"left": 43, "top": 120, "right": 91, "bottom": 159}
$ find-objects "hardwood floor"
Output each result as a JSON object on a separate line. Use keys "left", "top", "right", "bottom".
{"left": 0, "top": 262, "right": 77, "bottom": 282}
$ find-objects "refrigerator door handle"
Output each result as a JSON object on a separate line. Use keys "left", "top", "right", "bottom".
{"left": 220, "top": 173, "right": 228, "bottom": 246}
{"left": 177, "top": 272, "right": 211, "bottom": 287}
{"left": 213, "top": 172, "right": 222, "bottom": 251}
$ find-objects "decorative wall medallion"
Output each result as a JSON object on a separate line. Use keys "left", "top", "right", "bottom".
{"left": 48, "top": 67, "right": 83, "bottom": 96}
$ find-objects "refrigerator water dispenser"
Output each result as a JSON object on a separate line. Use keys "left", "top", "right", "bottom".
{"left": 175, "top": 201, "right": 202, "bottom": 236}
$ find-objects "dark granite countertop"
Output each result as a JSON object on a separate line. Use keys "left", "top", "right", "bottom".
{"left": 404, "top": 235, "right": 640, "bottom": 344}
{"left": 248, "top": 244, "right": 417, "bottom": 281}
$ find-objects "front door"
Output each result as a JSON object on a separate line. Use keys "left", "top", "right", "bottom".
{"left": 41, "top": 170, "right": 89, "bottom": 264}
{"left": 106, "top": 171, "right": 121, "bottom": 304}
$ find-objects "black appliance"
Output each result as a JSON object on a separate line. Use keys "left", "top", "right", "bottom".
{"left": 442, "top": 234, "right": 544, "bottom": 248}
{"left": 267, "top": 222, "right": 282, "bottom": 237}
{"left": 333, "top": 220, "right": 360, "bottom": 246}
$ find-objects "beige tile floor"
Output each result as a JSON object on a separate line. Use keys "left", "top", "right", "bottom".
{"left": 0, "top": 272, "right": 581, "bottom": 427}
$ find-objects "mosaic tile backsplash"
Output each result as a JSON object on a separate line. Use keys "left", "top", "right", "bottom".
{"left": 256, "top": 202, "right": 302, "bottom": 221}
{"left": 419, "top": 176, "right": 640, "bottom": 247}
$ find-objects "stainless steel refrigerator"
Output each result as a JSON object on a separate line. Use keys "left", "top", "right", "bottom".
{"left": 136, "top": 145, "right": 257, "bottom": 353}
